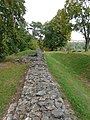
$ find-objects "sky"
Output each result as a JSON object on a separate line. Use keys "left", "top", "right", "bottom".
{"left": 24, "top": 0, "right": 85, "bottom": 41}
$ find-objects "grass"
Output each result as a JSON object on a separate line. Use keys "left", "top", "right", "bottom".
{"left": 45, "top": 52, "right": 90, "bottom": 120}
{"left": 0, "top": 49, "right": 35, "bottom": 118}
{"left": 51, "top": 52, "right": 90, "bottom": 81}
{"left": 6, "top": 49, "right": 35, "bottom": 60}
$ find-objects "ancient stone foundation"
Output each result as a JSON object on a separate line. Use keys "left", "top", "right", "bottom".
{"left": 4, "top": 49, "right": 72, "bottom": 120}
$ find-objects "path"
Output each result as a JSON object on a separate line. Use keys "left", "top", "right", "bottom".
{"left": 4, "top": 49, "right": 72, "bottom": 120}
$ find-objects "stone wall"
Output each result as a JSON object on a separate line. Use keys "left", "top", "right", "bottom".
{"left": 4, "top": 49, "right": 75, "bottom": 120}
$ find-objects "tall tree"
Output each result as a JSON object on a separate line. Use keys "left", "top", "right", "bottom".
{"left": 43, "top": 8, "right": 71, "bottom": 51}
{"left": 65, "top": 0, "right": 90, "bottom": 51}
{"left": 52, "top": 9, "right": 72, "bottom": 41}
{"left": 0, "top": 0, "right": 26, "bottom": 58}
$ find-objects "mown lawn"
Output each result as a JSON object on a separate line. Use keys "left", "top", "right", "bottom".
{"left": 0, "top": 49, "right": 35, "bottom": 118}
{"left": 45, "top": 52, "right": 90, "bottom": 120}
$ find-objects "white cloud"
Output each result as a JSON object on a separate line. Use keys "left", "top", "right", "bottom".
{"left": 71, "top": 31, "right": 85, "bottom": 41}
{"left": 24, "top": 0, "right": 65, "bottom": 24}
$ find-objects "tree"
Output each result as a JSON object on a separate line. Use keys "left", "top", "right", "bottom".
{"left": 52, "top": 9, "right": 72, "bottom": 41}
{"left": 0, "top": 0, "right": 26, "bottom": 58}
{"left": 43, "top": 22, "right": 56, "bottom": 51}
{"left": 29, "top": 21, "right": 43, "bottom": 39}
{"left": 43, "top": 9, "right": 71, "bottom": 51}
{"left": 65, "top": 0, "right": 90, "bottom": 51}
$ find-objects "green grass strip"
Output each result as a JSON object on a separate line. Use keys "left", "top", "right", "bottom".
{"left": 45, "top": 52, "right": 90, "bottom": 120}
{"left": 0, "top": 49, "right": 35, "bottom": 118}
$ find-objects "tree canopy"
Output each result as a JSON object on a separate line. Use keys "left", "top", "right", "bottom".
{"left": 29, "top": 21, "right": 43, "bottom": 39}
{"left": 65, "top": 0, "right": 90, "bottom": 51}
{"left": 1, "top": 0, "right": 89, "bottom": 55}
{"left": 0, "top": 0, "right": 32, "bottom": 59}
{"left": 43, "top": 8, "right": 71, "bottom": 50}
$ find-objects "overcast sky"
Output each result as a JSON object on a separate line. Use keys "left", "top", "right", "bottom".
{"left": 24, "top": 0, "right": 84, "bottom": 41}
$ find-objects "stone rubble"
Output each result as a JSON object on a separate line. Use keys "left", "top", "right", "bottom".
{"left": 4, "top": 49, "right": 73, "bottom": 120}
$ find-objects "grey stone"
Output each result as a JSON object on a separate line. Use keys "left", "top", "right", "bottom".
{"left": 13, "top": 113, "right": 19, "bottom": 120}
{"left": 57, "top": 97, "right": 64, "bottom": 104}
{"left": 20, "top": 114, "right": 25, "bottom": 119}
{"left": 52, "top": 108, "right": 64, "bottom": 118}
{"left": 7, "top": 103, "right": 17, "bottom": 114}
{"left": 6, "top": 114, "right": 13, "bottom": 120}
{"left": 38, "top": 101, "right": 45, "bottom": 107}
{"left": 31, "top": 97, "right": 38, "bottom": 104}
{"left": 45, "top": 104, "right": 55, "bottom": 111}
{"left": 51, "top": 94, "right": 57, "bottom": 99}
{"left": 30, "top": 103, "right": 40, "bottom": 113}
{"left": 42, "top": 111, "right": 52, "bottom": 118}
{"left": 34, "top": 112, "right": 40, "bottom": 117}
{"left": 33, "top": 116, "right": 40, "bottom": 120}
{"left": 55, "top": 100, "right": 62, "bottom": 108}
{"left": 25, "top": 117, "right": 31, "bottom": 120}
{"left": 42, "top": 115, "right": 49, "bottom": 120}
{"left": 36, "top": 90, "right": 46, "bottom": 96}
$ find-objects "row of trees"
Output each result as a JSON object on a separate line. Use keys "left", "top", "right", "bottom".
{"left": 29, "top": 8, "right": 71, "bottom": 51}
{"left": 30, "top": 0, "right": 90, "bottom": 51}
{"left": 1, "top": 0, "right": 89, "bottom": 57}
{"left": 0, "top": 0, "right": 33, "bottom": 59}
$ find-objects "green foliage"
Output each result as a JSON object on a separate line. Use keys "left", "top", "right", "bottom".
{"left": 43, "top": 9, "right": 71, "bottom": 51}
{"left": 43, "top": 22, "right": 67, "bottom": 51}
{"left": 0, "top": 0, "right": 33, "bottom": 59}
{"left": 65, "top": 42, "right": 85, "bottom": 52}
{"left": 27, "top": 39, "right": 38, "bottom": 50}
{"left": 29, "top": 21, "right": 43, "bottom": 39}
{"left": 0, "top": 62, "right": 27, "bottom": 118}
{"left": 52, "top": 9, "right": 72, "bottom": 41}
{"left": 38, "top": 39, "right": 44, "bottom": 50}
{"left": 45, "top": 52, "right": 90, "bottom": 120}
{"left": 65, "top": 0, "right": 90, "bottom": 51}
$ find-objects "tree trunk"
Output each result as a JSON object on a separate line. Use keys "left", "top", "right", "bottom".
{"left": 51, "top": 47, "right": 54, "bottom": 51}
{"left": 85, "top": 37, "right": 89, "bottom": 52}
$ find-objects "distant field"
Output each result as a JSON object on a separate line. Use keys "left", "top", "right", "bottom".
{"left": 45, "top": 51, "right": 90, "bottom": 120}
{"left": 0, "top": 49, "right": 35, "bottom": 118}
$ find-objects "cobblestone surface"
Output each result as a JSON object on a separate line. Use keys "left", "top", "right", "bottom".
{"left": 4, "top": 49, "right": 74, "bottom": 120}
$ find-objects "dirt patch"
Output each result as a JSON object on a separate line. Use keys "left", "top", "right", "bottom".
{"left": 79, "top": 76, "right": 90, "bottom": 87}
{"left": 0, "top": 63, "right": 9, "bottom": 68}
